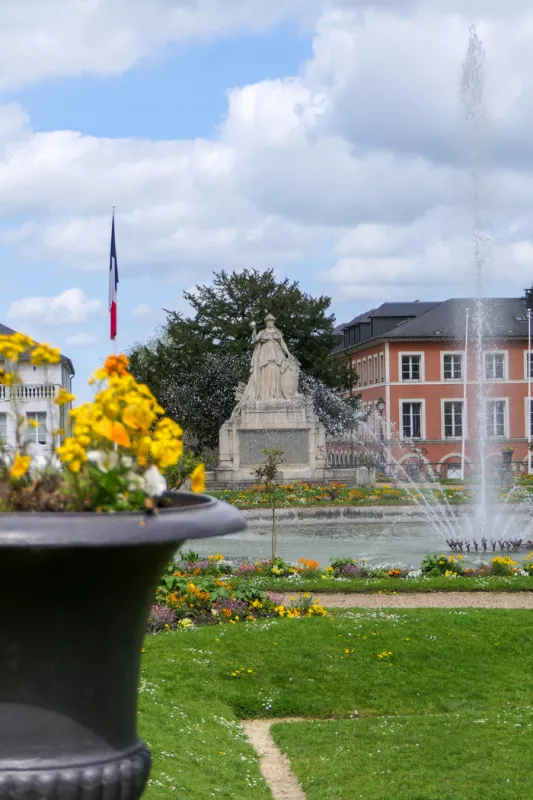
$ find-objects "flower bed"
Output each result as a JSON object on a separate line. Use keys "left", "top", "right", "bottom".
{"left": 151, "top": 550, "right": 533, "bottom": 604}
{"left": 147, "top": 553, "right": 328, "bottom": 633}
{"left": 211, "top": 482, "right": 472, "bottom": 508}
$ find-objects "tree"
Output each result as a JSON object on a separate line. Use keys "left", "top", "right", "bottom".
{"left": 251, "top": 448, "right": 283, "bottom": 560}
{"left": 168, "top": 268, "right": 339, "bottom": 384}
{"left": 128, "top": 268, "right": 359, "bottom": 450}
{"left": 129, "top": 346, "right": 249, "bottom": 453}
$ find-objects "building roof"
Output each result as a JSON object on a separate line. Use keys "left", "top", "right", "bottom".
{"left": 386, "top": 298, "right": 529, "bottom": 340}
{"left": 332, "top": 297, "right": 531, "bottom": 356}
{"left": 369, "top": 301, "right": 438, "bottom": 318}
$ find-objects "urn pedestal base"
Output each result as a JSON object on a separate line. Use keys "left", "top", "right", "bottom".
{"left": 0, "top": 742, "right": 150, "bottom": 799}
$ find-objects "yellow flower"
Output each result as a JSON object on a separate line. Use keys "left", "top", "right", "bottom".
{"left": 10, "top": 453, "right": 31, "bottom": 479}
{"left": 190, "top": 463, "right": 206, "bottom": 493}
{"left": 27, "top": 419, "right": 40, "bottom": 429}
{"left": 30, "top": 343, "right": 61, "bottom": 366}
{"left": 0, "top": 334, "right": 29, "bottom": 362}
{"left": 0, "top": 369, "right": 17, "bottom": 386}
{"left": 54, "top": 388, "right": 76, "bottom": 407}
{"left": 56, "top": 438, "right": 89, "bottom": 472}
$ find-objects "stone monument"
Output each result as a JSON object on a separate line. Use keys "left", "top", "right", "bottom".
{"left": 217, "top": 314, "right": 328, "bottom": 482}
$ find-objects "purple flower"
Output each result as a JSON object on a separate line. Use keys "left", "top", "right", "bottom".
{"left": 214, "top": 598, "right": 249, "bottom": 615}
{"left": 338, "top": 563, "right": 362, "bottom": 577}
{"left": 147, "top": 604, "right": 177, "bottom": 634}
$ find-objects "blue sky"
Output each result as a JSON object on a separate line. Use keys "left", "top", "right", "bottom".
{"left": 0, "top": 20, "right": 314, "bottom": 398}
{"left": 1, "top": 1, "right": 533, "bottom": 401}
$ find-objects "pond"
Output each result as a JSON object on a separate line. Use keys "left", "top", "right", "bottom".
{"left": 186, "top": 520, "right": 485, "bottom": 569}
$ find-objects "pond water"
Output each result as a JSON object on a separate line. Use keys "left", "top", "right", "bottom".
{"left": 186, "top": 521, "right": 487, "bottom": 569}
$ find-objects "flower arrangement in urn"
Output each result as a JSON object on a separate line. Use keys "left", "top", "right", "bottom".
{"left": 0, "top": 332, "right": 205, "bottom": 511}
{"left": 0, "top": 332, "right": 242, "bottom": 800}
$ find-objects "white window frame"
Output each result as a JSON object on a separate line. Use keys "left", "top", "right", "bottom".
{"left": 399, "top": 398, "right": 426, "bottom": 440}
{"left": 524, "top": 350, "right": 533, "bottom": 380}
{"left": 399, "top": 351, "right": 424, "bottom": 382}
{"left": 368, "top": 356, "right": 373, "bottom": 385}
{"left": 0, "top": 412, "right": 7, "bottom": 444}
{"left": 484, "top": 397, "right": 508, "bottom": 439}
{"left": 373, "top": 354, "right": 378, "bottom": 385}
{"left": 380, "top": 352, "right": 385, "bottom": 383}
{"left": 484, "top": 350, "right": 507, "bottom": 381}
{"left": 441, "top": 398, "right": 466, "bottom": 440}
{"left": 357, "top": 359, "right": 361, "bottom": 385}
{"left": 441, "top": 351, "right": 464, "bottom": 382}
{"left": 362, "top": 359, "right": 367, "bottom": 386}
{"left": 26, "top": 411, "right": 47, "bottom": 445}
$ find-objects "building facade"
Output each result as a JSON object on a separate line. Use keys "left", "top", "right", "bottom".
{"left": 333, "top": 298, "right": 533, "bottom": 478}
{"left": 0, "top": 324, "right": 74, "bottom": 451}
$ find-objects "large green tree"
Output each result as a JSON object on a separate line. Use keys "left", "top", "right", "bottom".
{"left": 129, "top": 269, "right": 353, "bottom": 451}
{"left": 173, "top": 268, "right": 338, "bottom": 381}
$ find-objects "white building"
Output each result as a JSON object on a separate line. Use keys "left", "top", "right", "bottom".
{"left": 0, "top": 324, "right": 75, "bottom": 451}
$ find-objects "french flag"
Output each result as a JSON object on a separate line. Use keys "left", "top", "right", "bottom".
{"left": 109, "top": 212, "right": 118, "bottom": 341}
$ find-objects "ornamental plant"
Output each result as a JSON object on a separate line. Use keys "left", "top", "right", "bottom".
{"left": 0, "top": 336, "right": 205, "bottom": 511}
{"left": 490, "top": 555, "right": 518, "bottom": 576}
{"left": 421, "top": 553, "right": 464, "bottom": 577}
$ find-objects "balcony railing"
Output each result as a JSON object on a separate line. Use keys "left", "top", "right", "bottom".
{"left": 0, "top": 384, "right": 60, "bottom": 401}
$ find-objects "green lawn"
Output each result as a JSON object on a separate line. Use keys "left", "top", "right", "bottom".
{"left": 232, "top": 574, "right": 533, "bottom": 593}
{"left": 272, "top": 709, "right": 533, "bottom": 799}
{"left": 140, "top": 608, "right": 533, "bottom": 798}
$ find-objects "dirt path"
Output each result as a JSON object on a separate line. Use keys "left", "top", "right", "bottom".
{"left": 242, "top": 719, "right": 306, "bottom": 800}
{"left": 269, "top": 591, "right": 533, "bottom": 609}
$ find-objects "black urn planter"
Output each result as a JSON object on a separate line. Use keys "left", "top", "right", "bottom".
{"left": 0, "top": 492, "right": 245, "bottom": 799}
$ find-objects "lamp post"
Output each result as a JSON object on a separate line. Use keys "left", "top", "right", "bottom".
{"left": 376, "top": 396, "right": 386, "bottom": 472}
{"left": 523, "top": 286, "right": 533, "bottom": 474}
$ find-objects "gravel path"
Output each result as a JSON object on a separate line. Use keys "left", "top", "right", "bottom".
{"left": 270, "top": 592, "right": 533, "bottom": 609}
{"left": 242, "top": 720, "right": 306, "bottom": 800}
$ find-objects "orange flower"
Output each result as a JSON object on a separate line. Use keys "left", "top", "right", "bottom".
{"left": 103, "top": 354, "right": 129, "bottom": 377}
{"left": 95, "top": 418, "right": 131, "bottom": 447}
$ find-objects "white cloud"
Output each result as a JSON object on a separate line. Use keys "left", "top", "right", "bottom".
{"left": 0, "top": 0, "right": 316, "bottom": 90}
{"left": 133, "top": 303, "right": 152, "bottom": 316}
{"left": 66, "top": 332, "right": 99, "bottom": 347}
{"left": 7, "top": 289, "right": 102, "bottom": 325}
{"left": 0, "top": 2, "right": 533, "bottom": 309}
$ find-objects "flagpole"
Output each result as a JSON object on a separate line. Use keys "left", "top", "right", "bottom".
{"left": 109, "top": 206, "right": 118, "bottom": 354}
{"left": 113, "top": 206, "right": 116, "bottom": 355}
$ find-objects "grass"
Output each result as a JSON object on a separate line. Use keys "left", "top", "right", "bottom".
{"left": 140, "top": 608, "right": 533, "bottom": 797}
{"left": 271, "top": 709, "right": 533, "bottom": 799}
{"left": 232, "top": 574, "right": 533, "bottom": 593}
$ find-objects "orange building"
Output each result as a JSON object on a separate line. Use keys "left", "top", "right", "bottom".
{"left": 333, "top": 298, "right": 533, "bottom": 478}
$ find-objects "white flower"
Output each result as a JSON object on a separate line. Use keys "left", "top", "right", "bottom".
{"left": 144, "top": 465, "right": 167, "bottom": 497}
{"left": 29, "top": 454, "right": 62, "bottom": 477}
{"left": 87, "top": 450, "right": 118, "bottom": 473}
{"left": 125, "top": 471, "right": 145, "bottom": 492}
{"left": 121, "top": 455, "right": 133, "bottom": 469}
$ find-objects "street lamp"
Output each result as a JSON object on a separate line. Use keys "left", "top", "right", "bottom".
{"left": 376, "top": 396, "right": 386, "bottom": 472}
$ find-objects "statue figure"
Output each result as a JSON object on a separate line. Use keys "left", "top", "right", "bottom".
{"left": 232, "top": 314, "right": 300, "bottom": 413}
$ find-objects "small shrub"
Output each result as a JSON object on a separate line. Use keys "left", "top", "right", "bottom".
{"left": 421, "top": 553, "right": 464, "bottom": 576}
{"left": 491, "top": 555, "right": 518, "bottom": 576}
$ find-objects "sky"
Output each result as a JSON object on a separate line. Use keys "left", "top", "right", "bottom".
{"left": 2, "top": 0, "right": 533, "bottom": 399}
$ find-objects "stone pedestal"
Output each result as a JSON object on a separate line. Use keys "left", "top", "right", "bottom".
{"left": 218, "top": 398, "right": 328, "bottom": 483}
